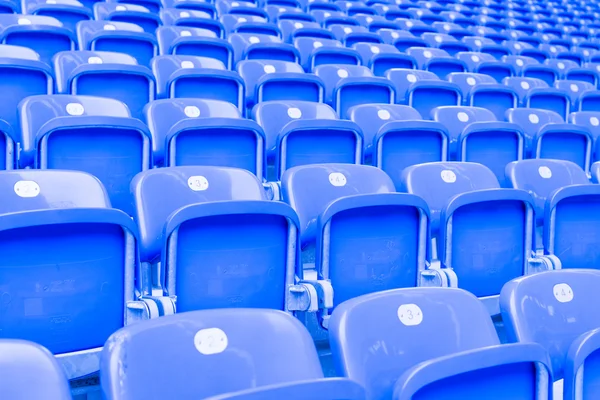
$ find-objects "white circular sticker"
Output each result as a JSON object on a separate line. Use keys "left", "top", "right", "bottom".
{"left": 294, "top": 22, "right": 303, "bottom": 29}
{"left": 510, "top": 21, "right": 516, "bottom": 27}
{"left": 14, "top": 181, "right": 40, "bottom": 198}
{"left": 184, "top": 105, "right": 200, "bottom": 118}
{"left": 423, "top": 50, "right": 432, "bottom": 59}
{"left": 457, "top": 112, "right": 469, "bottom": 122}
{"left": 383, "top": 6, "right": 388, "bottom": 11}
{"left": 570, "top": 83, "right": 579, "bottom": 92}
{"left": 104, "top": 24, "right": 116, "bottom": 31}
{"left": 249, "top": 36, "right": 260, "bottom": 44}
{"left": 391, "top": 32, "right": 399, "bottom": 39}
{"left": 329, "top": 172, "right": 347, "bottom": 187}
{"left": 596, "top": 65, "right": 600, "bottom": 72}
{"left": 313, "top": 41, "right": 322, "bottom": 48}
{"left": 443, "top": 24, "right": 450, "bottom": 31}
{"left": 66, "top": 103, "right": 84, "bottom": 116}
{"left": 471, "top": 55, "right": 480, "bottom": 62}
{"left": 179, "top": 11, "right": 190, "bottom": 17}
{"left": 279, "top": 7, "right": 285, "bottom": 11}
{"left": 366, "top": 17, "right": 373, "bottom": 23}
{"left": 538, "top": 166, "right": 552, "bottom": 179}
{"left": 377, "top": 109, "right": 391, "bottom": 120}
{"left": 194, "top": 328, "right": 228, "bottom": 355}
{"left": 370, "top": 46, "right": 380, "bottom": 54}
{"left": 238, "top": 17, "right": 247, "bottom": 22}
{"left": 46, "top": 0, "right": 56, "bottom": 3}
{"left": 337, "top": 69, "right": 349, "bottom": 78}
{"left": 116, "top": 5, "right": 126, "bottom": 10}
{"left": 416, "top": 9, "right": 423, "bottom": 16}
{"left": 188, "top": 175, "right": 209, "bottom": 191}
{"left": 514, "top": 43, "right": 522, "bottom": 50}
{"left": 591, "top": 116, "right": 599, "bottom": 126}
{"left": 231, "top": 1, "right": 239, "bottom": 5}
{"left": 397, "top": 304, "right": 423, "bottom": 326}
{"left": 406, "top": 73, "right": 417, "bottom": 83}
{"left": 550, "top": 46, "right": 557, "bottom": 53}
{"left": 528, "top": 113, "right": 539, "bottom": 124}
{"left": 343, "top": 27, "right": 352, "bottom": 34}
{"left": 435, "top": 35, "right": 443, "bottom": 43}
{"left": 584, "top": 50, "right": 590, "bottom": 56}
{"left": 17, "top": 17, "right": 31, "bottom": 25}
{"left": 263, "top": 64, "right": 276, "bottom": 74}
{"left": 441, "top": 169, "right": 457, "bottom": 183}
{"left": 180, "top": 30, "right": 191, "bottom": 37}
{"left": 475, "top": 39, "right": 482, "bottom": 47}
{"left": 466, "top": 77, "right": 476, "bottom": 86}
{"left": 520, "top": 81, "right": 530, "bottom": 90}
{"left": 287, "top": 107, "right": 302, "bottom": 119}
{"left": 553, "top": 283, "right": 574, "bottom": 303}
{"left": 406, "top": 20, "right": 413, "bottom": 28}
{"left": 324, "top": 12, "right": 330, "bottom": 17}
{"left": 516, "top": 59, "right": 524, "bottom": 67}
{"left": 181, "top": 60, "right": 194, "bottom": 69}
{"left": 558, "top": 62, "right": 565, "bottom": 69}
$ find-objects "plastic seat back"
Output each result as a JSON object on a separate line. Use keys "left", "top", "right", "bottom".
{"left": 101, "top": 309, "right": 365, "bottom": 399}
{"left": 407, "top": 47, "right": 466, "bottom": 78}
{"left": 505, "top": 108, "right": 564, "bottom": 156}
{"left": 229, "top": 33, "right": 299, "bottom": 64}
{"left": 569, "top": 111, "right": 600, "bottom": 157}
{"left": 0, "top": 15, "right": 75, "bottom": 64}
{"left": 330, "top": 288, "right": 501, "bottom": 399}
{"left": 93, "top": 2, "right": 161, "bottom": 33}
{"left": 24, "top": 0, "right": 92, "bottom": 32}
{"left": 294, "top": 37, "right": 361, "bottom": 71}
{"left": 385, "top": 68, "right": 439, "bottom": 104}
{"left": 447, "top": 71, "right": 495, "bottom": 100}
{"left": 77, "top": 20, "right": 157, "bottom": 68}
{"left": 525, "top": 87, "right": 571, "bottom": 120}
{"left": 408, "top": 80, "right": 461, "bottom": 120}
{"left": 506, "top": 159, "right": 589, "bottom": 225}
{"left": 554, "top": 79, "right": 595, "bottom": 107}
{"left": 156, "top": 26, "right": 231, "bottom": 68}
{"left": 54, "top": 50, "right": 154, "bottom": 120}
{"left": 534, "top": 123, "right": 593, "bottom": 173}
{"left": 501, "top": 269, "right": 600, "bottom": 380}
{"left": 468, "top": 83, "right": 518, "bottom": 120}
{"left": 19, "top": 95, "right": 151, "bottom": 214}
{"left": 502, "top": 76, "right": 548, "bottom": 106}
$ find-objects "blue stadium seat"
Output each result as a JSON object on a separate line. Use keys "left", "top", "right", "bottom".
{"left": 278, "top": 20, "right": 329, "bottom": 43}
{"left": 77, "top": 21, "right": 158, "bottom": 68}
{"left": 565, "top": 65, "right": 600, "bottom": 87}
{"left": 525, "top": 86, "right": 571, "bottom": 119}
{"left": 462, "top": 36, "right": 495, "bottom": 51}
{"left": 23, "top": 0, "right": 92, "bottom": 32}
{"left": 281, "top": 164, "right": 450, "bottom": 324}
{"left": 502, "top": 76, "right": 548, "bottom": 107}
{"left": 216, "top": 0, "right": 267, "bottom": 19}
{"left": 421, "top": 32, "right": 470, "bottom": 55}
{"left": 0, "top": 340, "right": 71, "bottom": 400}
{"left": 230, "top": 21, "right": 281, "bottom": 38}
{"left": 506, "top": 108, "right": 564, "bottom": 158}
{"left": 220, "top": 14, "right": 266, "bottom": 35}
{"left": 349, "top": 104, "right": 449, "bottom": 183}
{"left": 406, "top": 47, "right": 467, "bottom": 78}
{"left": 501, "top": 269, "right": 600, "bottom": 398}
{"left": 390, "top": 33, "right": 428, "bottom": 52}
{"left": 161, "top": 8, "right": 221, "bottom": 33}
{"left": 313, "top": 64, "right": 395, "bottom": 117}
{"left": 523, "top": 64, "right": 558, "bottom": 86}
{"left": 156, "top": 26, "right": 232, "bottom": 68}
{"left": 408, "top": 80, "right": 461, "bottom": 120}
{"left": 252, "top": 100, "right": 362, "bottom": 179}
{"left": 467, "top": 82, "right": 518, "bottom": 120}
{"left": 502, "top": 54, "right": 539, "bottom": 75}
{"left": 144, "top": 98, "right": 265, "bottom": 177}
{"left": 569, "top": 111, "right": 600, "bottom": 159}
{"left": 0, "top": 15, "right": 75, "bottom": 65}
{"left": 330, "top": 287, "right": 552, "bottom": 400}
{"left": 19, "top": 95, "right": 152, "bottom": 214}
{"left": 400, "top": 162, "right": 546, "bottom": 313}
{"left": 229, "top": 32, "right": 300, "bottom": 64}
{"left": 0, "top": 44, "right": 52, "bottom": 140}
{"left": 352, "top": 42, "right": 416, "bottom": 76}
{"left": 447, "top": 71, "right": 496, "bottom": 102}
{"left": 294, "top": 37, "right": 361, "bottom": 71}
{"left": 385, "top": 68, "right": 439, "bottom": 104}
{"left": 151, "top": 55, "right": 244, "bottom": 111}
{"left": 93, "top": 3, "right": 161, "bottom": 34}
{"left": 0, "top": 169, "right": 151, "bottom": 379}
{"left": 455, "top": 51, "right": 508, "bottom": 77}
{"left": 54, "top": 50, "right": 154, "bottom": 120}
{"left": 533, "top": 123, "right": 593, "bottom": 173}
{"left": 236, "top": 59, "right": 324, "bottom": 109}
{"left": 101, "top": 309, "right": 365, "bottom": 399}
{"left": 131, "top": 166, "right": 313, "bottom": 313}
{"left": 554, "top": 79, "right": 596, "bottom": 109}
{"left": 113, "top": 0, "right": 160, "bottom": 13}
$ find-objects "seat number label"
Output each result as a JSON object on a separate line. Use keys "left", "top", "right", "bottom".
{"left": 398, "top": 304, "right": 423, "bottom": 326}
{"left": 194, "top": 328, "right": 228, "bottom": 355}
{"left": 553, "top": 283, "right": 573, "bottom": 303}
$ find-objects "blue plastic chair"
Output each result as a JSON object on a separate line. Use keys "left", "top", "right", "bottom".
{"left": 236, "top": 59, "right": 324, "bottom": 109}
{"left": 131, "top": 166, "right": 318, "bottom": 313}
{"left": 161, "top": 0, "right": 216, "bottom": 16}
{"left": 525, "top": 86, "right": 571, "bottom": 120}
{"left": 422, "top": 32, "right": 470, "bottom": 56}
{"left": 23, "top": 0, "right": 91, "bottom": 32}
{"left": 77, "top": 21, "right": 158, "bottom": 68}
{"left": 0, "top": 169, "right": 157, "bottom": 379}
{"left": 406, "top": 47, "right": 467, "bottom": 78}
{"left": 151, "top": 55, "right": 244, "bottom": 111}
{"left": 220, "top": 14, "right": 266, "bottom": 35}
{"left": 281, "top": 164, "right": 453, "bottom": 326}
{"left": 384, "top": 68, "right": 438, "bottom": 105}
{"left": 313, "top": 64, "right": 395, "bottom": 118}
{"left": 110, "top": 0, "right": 161, "bottom": 13}
{"left": 54, "top": 50, "right": 155, "bottom": 120}
{"left": 505, "top": 108, "right": 564, "bottom": 158}
{"left": 0, "top": 15, "right": 75, "bottom": 65}
{"left": 156, "top": 26, "right": 233, "bottom": 69}
{"left": 502, "top": 77, "right": 548, "bottom": 107}
{"left": 408, "top": 80, "right": 462, "bottom": 120}
{"left": 294, "top": 37, "right": 361, "bottom": 71}
{"left": 502, "top": 55, "right": 539, "bottom": 75}
{"left": 143, "top": 98, "right": 265, "bottom": 178}
{"left": 101, "top": 309, "right": 366, "bottom": 400}
{"left": 501, "top": 269, "right": 600, "bottom": 400}
{"left": 468, "top": 82, "right": 518, "bottom": 120}
{"left": 569, "top": 111, "right": 600, "bottom": 159}
{"left": 0, "top": 340, "right": 71, "bottom": 399}
{"left": 278, "top": 20, "right": 327, "bottom": 43}
{"left": 400, "top": 162, "right": 550, "bottom": 313}
{"left": 161, "top": 8, "right": 222, "bottom": 34}
{"left": 352, "top": 42, "right": 415, "bottom": 76}
{"left": 93, "top": 3, "right": 161, "bottom": 34}
{"left": 19, "top": 95, "right": 152, "bottom": 215}
{"left": 330, "top": 287, "right": 552, "bottom": 400}
{"left": 229, "top": 33, "right": 300, "bottom": 65}
{"left": 0, "top": 44, "right": 52, "bottom": 142}
{"left": 523, "top": 64, "right": 558, "bottom": 86}
{"left": 252, "top": 100, "right": 362, "bottom": 179}
{"left": 534, "top": 123, "right": 593, "bottom": 173}
{"left": 554, "top": 79, "right": 596, "bottom": 109}
{"left": 446, "top": 72, "right": 496, "bottom": 102}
